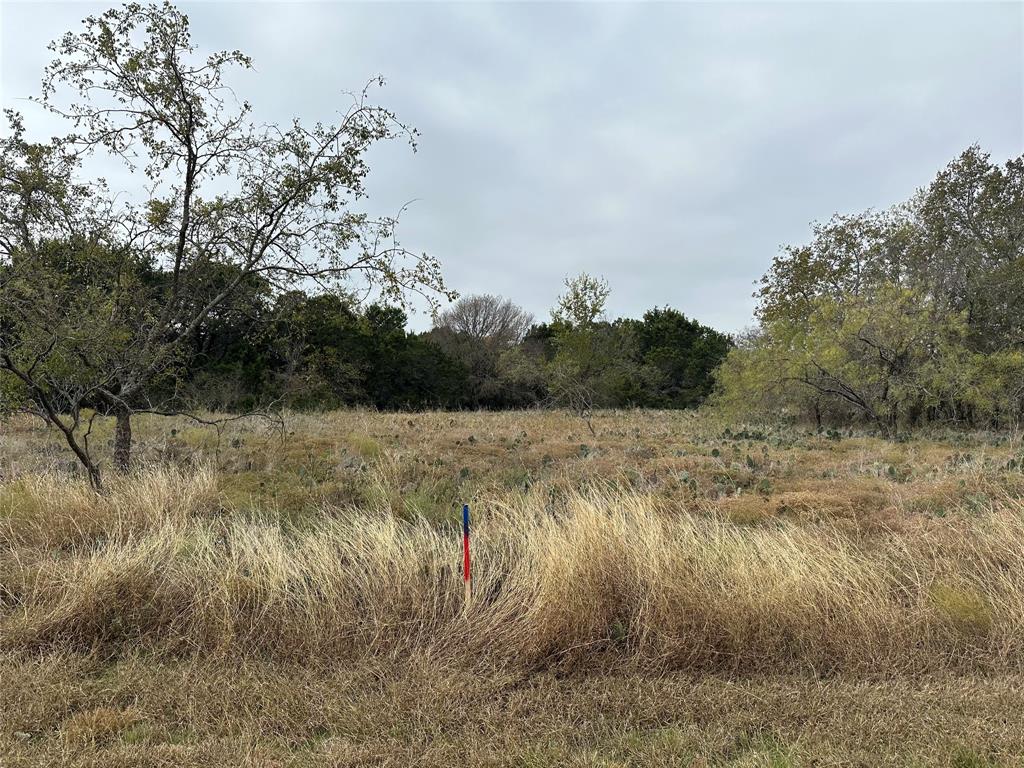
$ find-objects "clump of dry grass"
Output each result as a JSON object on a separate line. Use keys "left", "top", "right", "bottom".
{"left": 3, "top": 466, "right": 1023, "bottom": 674}
{"left": 60, "top": 706, "right": 146, "bottom": 748}
{"left": 0, "top": 465, "right": 220, "bottom": 549}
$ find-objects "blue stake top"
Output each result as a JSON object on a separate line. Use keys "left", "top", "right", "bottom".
{"left": 463, "top": 504, "right": 470, "bottom": 535}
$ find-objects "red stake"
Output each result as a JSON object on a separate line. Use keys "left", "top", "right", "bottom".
{"left": 462, "top": 503, "right": 471, "bottom": 606}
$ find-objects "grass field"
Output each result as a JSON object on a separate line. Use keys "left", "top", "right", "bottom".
{"left": 2, "top": 409, "right": 1024, "bottom": 766}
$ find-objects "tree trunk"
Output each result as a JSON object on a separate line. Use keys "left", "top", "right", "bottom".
{"left": 84, "top": 458, "right": 103, "bottom": 490}
{"left": 64, "top": 429, "right": 103, "bottom": 490}
{"left": 50, "top": 414, "right": 103, "bottom": 489}
{"left": 114, "top": 408, "right": 133, "bottom": 474}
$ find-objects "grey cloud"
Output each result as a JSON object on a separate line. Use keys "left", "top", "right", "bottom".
{"left": 3, "top": 1, "right": 1021, "bottom": 332}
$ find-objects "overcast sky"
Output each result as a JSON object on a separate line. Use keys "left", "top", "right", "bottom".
{"left": 2, "top": 1, "right": 1022, "bottom": 332}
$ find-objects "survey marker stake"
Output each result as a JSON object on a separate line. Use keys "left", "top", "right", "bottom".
{"left": 463, "top": 503, "right": 472, "bottom": 607}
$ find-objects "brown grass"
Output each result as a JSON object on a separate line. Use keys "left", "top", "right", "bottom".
{"left": 3, "top": 468, "right": 1024, "bottom": 672}
{"left": 3, "top": 654, "right": 1024, "bottom": 767}
{"left": 2, "top": 409, "right": 1023, "bottom": 765}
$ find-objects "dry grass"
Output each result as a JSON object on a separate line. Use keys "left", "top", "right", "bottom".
{"left": 2, "top": 409, "right": 1023, "bottom": 765}
{"left": 3, "top": 654, "right": 1024, "bottom": 767}
{"left": 3, "top": 466, "right": 1024, "bottom": 672}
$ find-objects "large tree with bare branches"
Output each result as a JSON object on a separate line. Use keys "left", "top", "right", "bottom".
{"left": 429, "top": 294, "right": 534, "bottom": 406}
{"left": 0, "top": 1, "right": 452, "bottom": 487}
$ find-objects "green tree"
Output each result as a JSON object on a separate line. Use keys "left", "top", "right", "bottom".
{"left": 914, "top": 146, "right": 1024, "bottom": 351}
{"left": 546, "top": 274, "right": 632, "bottom": 429}
{"left": 551, "top": 273, "right": 611, "bottom": 328}
{"left": 634, "top": 307, "right": 731, "bottom": 407}
{"left": 717, "top": 146, "right": 1024, "bottom": 431}
{"left": 268, "top": 293, "right": 368, "bottom": 408}
{"left": 0, "top": 2, "right": 452, "bottom": 486}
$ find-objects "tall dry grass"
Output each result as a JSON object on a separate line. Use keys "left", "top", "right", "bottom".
{"left": 3, "top": 464, "right": 1023, "bottom": 674}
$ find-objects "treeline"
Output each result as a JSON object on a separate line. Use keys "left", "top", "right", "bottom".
{"left": 715, "top": 146, "right": 1024, "bottom": 431}
{"left": 0, "top": 240, "right": 732, "bottom": 414}
{"left": 174, "top": 277, "right": 731, "bottom": 412}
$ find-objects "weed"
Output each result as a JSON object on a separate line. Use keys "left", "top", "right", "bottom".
{"left": 930, "top": 581, "right": 993, "bottom": 637}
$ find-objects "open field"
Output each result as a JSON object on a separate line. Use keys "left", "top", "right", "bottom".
{"left": 2, "top": 410, "right": 1024, "bottom": 766}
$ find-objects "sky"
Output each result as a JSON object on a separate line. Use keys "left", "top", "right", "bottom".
{"left": 2, "top": 1, "right": 1022, "bottom": 333}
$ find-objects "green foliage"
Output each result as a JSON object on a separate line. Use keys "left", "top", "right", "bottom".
{"left": 1, "top": 233, "right": 160, "bottom": 412}
{"left": 2, "top": 251, "right": 729, "bottom": 415}
{"left": 950, "top": 746, "right": 1001, "bottom": 768}
{"left": 633, "top": 307, "right": 732, "bottom": 407}
{"left": 930, "top": 581, "right": 993, "bottom": 637}
{"left": 1, "top": 1, "right": 454, "bottom": 484}
{"left": 551, "top": 272, "right": 610, "bottom": 327}
{"left": 544, "top": 277, "right": 729, "bottom": 413}
{"left": 716, "top": 146, "right": 1024, "bottom": 431}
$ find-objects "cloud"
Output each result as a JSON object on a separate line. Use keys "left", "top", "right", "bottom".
{"left": 2, "top": 1, "right": 1021, "bottom": 332}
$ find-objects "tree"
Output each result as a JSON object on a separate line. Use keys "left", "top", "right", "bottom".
{"left": 429, "top": 294, "right": 534, "bottom": 406}
{"left": 634, "top": 307, "right": 731, "bottom": 408}
{"left": 755, "top": 207, "right": 915, "bottom": 327}
{"left": 717, "top": 145, "right": 1024, "bottom": 431}
{"left": 551, "top": 272, "right": 610, "bottom": 328}
{"left": 0, "top": 230, "right": 154, "bottom": 487}
{"left": 546, "top": 274, "right": 618, "bottom": 431}
{"left": 173, "top": 262, "right": 276, "bottom": 411}
{"left": 434, "top": 294, "right": 533, "bottom": 348}
{"left": 0, "top": 2, "right": 453, "bottom": 486}
{"left": 268, "top": 292, "right": 368, "bottom": 409}
{"left": 914, "top": 146, "right": 1024, "bottom": 351}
